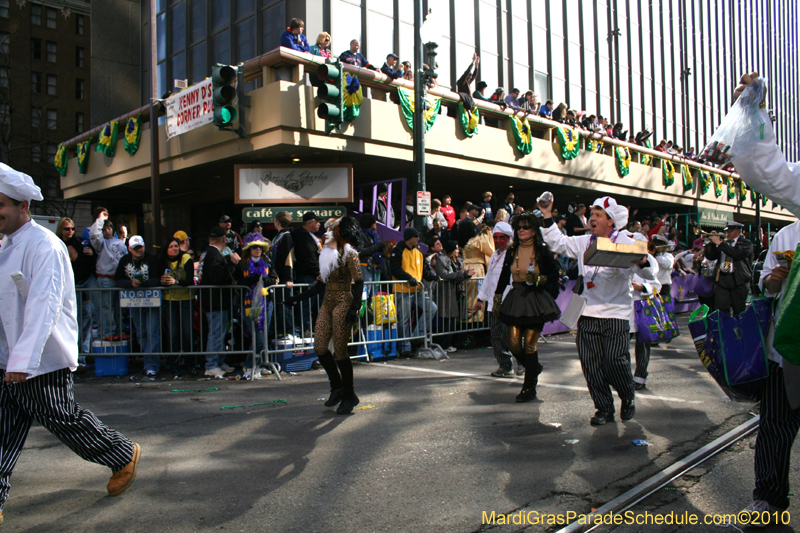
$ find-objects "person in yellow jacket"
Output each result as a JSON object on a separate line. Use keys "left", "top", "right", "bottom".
{"left": 390, "top": 227, "right": 438, "bottom": 357}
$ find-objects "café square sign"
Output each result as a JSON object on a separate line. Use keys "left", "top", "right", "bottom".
{"left": 235, "top": 164, "right": 353, "bottom": 204}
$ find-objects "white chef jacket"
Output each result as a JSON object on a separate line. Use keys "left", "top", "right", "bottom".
{"left": 476, "top": 249, "right": 511, "bottom": 312}
{"left": 730, "top": 108, "right": 800, "bottom": 218}
{"left": 655, "top": 252, "right": 675, "bottom": 286}
{"left": 759, "top": 220, "right": 800, "bottom": 365}
{"left": 541, "top": 223, "right": 656, "bottom": 320}
{"left": 0, "top": 219, "right": 79, "bottom": 376}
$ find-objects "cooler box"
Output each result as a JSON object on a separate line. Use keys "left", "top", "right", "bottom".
{"left": 92, "top": 340, "right": 130, "bottom": 377}
{"left": 366, "top": 325, "right": 397, "bottom": 361}
{"left": 272, "top": 336, "right": 317, "bottom": 372}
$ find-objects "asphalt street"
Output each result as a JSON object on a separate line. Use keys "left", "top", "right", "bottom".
{"left": 4, "top": 315, "right": 793, "bottom": 533}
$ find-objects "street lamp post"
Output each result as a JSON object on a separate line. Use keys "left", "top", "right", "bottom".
{"left": 412, "top": 0, "right": 425, "bottom": 233}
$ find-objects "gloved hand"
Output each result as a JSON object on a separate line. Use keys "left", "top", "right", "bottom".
{"left": 346, "top": 308, "right": 359, "bottom": 324}
{"left": 493, "top": 294, "right": 503, "bottom": 317}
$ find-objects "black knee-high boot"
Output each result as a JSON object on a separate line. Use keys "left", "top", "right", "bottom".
{"left": 336, "top": 357, "right": 360, "bottom": 414}
{"left": 517, "top": 350, "right": 542, "bottom": 403}
{"left": 317, "top": 351, "right": 343, "bottom": 407}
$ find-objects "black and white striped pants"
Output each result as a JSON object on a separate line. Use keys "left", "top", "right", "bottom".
{"left": 754, "top": 361, "right": 800, "bottom": 510}
{"left": 487, "top": 313, "right": 513, "bottom": 371}
{"left": 634, "top": 337, "right": 650, "bottom": 384}
{"left": 0, "top": 368, "right": 134, "bottom": 510}
{"left": 576, "top": 317, "right": 634, "bottom": 413}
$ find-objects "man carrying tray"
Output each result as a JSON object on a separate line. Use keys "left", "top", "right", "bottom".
{"left": 538, "top": 195, "right": 655, "bottom": 426}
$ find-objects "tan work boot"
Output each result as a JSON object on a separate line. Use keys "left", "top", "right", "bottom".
{"left": 107, "top": 443, "right": 141, "bottom": 496}
{"left": 1, "top": 510, "right": 4, "bottom": 525}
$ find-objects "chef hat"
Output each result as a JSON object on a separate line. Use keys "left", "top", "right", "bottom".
{"left": 591, "top": 196, "right": 628, "bottom": 230}
{"left": 492, "top": 221, "right": 513, "bottom": 237}
{"left": 0, "top": 163, "right": 43, "bottom": 203}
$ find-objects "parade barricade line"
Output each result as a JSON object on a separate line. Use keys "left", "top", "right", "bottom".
{"left": 76, "top": 285, "right": 257, "bottom": 376}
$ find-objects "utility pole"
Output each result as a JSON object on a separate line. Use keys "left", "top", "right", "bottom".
{"left": 412, "top": 0, "right": 425, "bottom": 233}
{"left": 149, "top": 0, "right": 161, "bottom": 245}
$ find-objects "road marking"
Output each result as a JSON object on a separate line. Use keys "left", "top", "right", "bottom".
{"left": 377, "top": 363, "right": 703, "bottom": 404}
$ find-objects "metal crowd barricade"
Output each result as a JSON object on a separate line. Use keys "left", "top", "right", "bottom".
{"left": 427, "top": 277, "right": 491, "bottom": 348}
{"left": 75, "top": 285, "right": 258, "bottom": 374}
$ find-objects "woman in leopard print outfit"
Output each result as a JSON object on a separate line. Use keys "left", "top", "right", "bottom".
{"left": 286, "top": 217, "right": 364, "bottom": 414}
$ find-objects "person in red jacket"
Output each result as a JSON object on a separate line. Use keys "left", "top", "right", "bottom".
{"left": 440, "top": 195, "right": 456, "bottom": 231}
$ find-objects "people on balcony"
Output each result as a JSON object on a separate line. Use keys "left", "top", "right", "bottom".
{"left": 380, "top": 53, "right": 405, "bottom": 79}
{"left": 339, "top": 39, "right": 378, "bottom": 70}
{"left": 309, "top": 31, "right": 332, "bottom": 58}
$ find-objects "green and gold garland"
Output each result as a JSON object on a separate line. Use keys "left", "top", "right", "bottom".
{"left": 54, "top": 143, "right": 68, "bottom": 176}
{"left": 662, "top": 159, "right": 675, "bottom": 186}
{"left": 681, "top": 164, "right": 693, "bottom": 192}
{"left": 614, "top": 146, "right": 631, "bottom": 177}
{"left": 95, "top": 120, "right": 118, "bottom": 157}
{"left": 459, "top": 103, "right": 479, "bottom": 137}
{"left": 343, "top": 74, "right": 363, "bottom": 121}
{"left": 124, "top": 114, "right": 142, "bottom": 155}
{"left": 397, "top": 88, "right": 441, "bottom": 133}
{"left": 554, "top": 125, "right": 580, "bottom": 160}
{"left": 509, "top": 116, "right": 533, "bottom": 155}
{"left": 77, "top": 138, "right": 92, "bottom": 174}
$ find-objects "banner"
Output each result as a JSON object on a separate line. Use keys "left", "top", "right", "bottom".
{"left": 343, "top": 74, "right": 363, "bottom": 121}
{"left": 585, "top": 138, "right": 604, "bottom": 153}
{"left": 397, "top": 88, "right": 441, "bottom": 133}
{"left": 124, "top": 114, "right": 142, "bottom": 155}
{"left": 713, "top": 173, "right": 723, "bottom": 197}
{"left": 95, "top": 120, "right": 118, "bottom": 157}
{"left": 459, "top": 103, "right": 479, "bottom": 137}
{"left": 727, "top": 176, "right": 736, "bottom": 200}
{"left": 509, "top": 116, "right": 532, "bottom": 155}
{"left": 699, "top": 169, "right": 711, "bottom": 194}
{"left": 555, "top": 125, "right": 580, "bottom": 160}
{"left": 681, "top": 164, "right": 693, "bottom": 192}
{"left": 739, "top": 181, "right": 748, "bottom": 201}
{"left": 54, "top": 143, "right": 67, "bottom": 176}
{"left": 164, "top": 78, "right": 214, "bottom": 140}
{"left": 614, "top": 146, "right": 631, "bottom": 176}
{"left": 77, "top": 138, "right": 92, "bottom": 174}
{"left": 235, "top": 164, "right": 353, "bottom": 204}
{"left": 662, "top": 159, "right": 675, "bottom": 186}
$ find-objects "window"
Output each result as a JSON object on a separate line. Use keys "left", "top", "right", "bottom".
{"left": 31, "top": 39, "right": 42, "bottom": 60}
{"left": 46, "top": 7, "right": 56, "bottom": 29}
{"left": 76, "top": 47, "right": 84, "bottom": 68}
{"left": 46, "top": 109, "right": 56, "bottom": 130}
{"left": 75, "top": 78, "right": 84, "bottom": 99}
{"left": 46, "top": 42, "right": 56, "bottom": 62}
{"left": 31, "top": 72, "right": 41, "bottom": 93}
{"left": 0, "top": 67, "right": 8, "bottom": 88}
{"left": 0, "top": 32, "right": 8, "bottom": 54}
{"left": 0, "top": 0, "right": 8, "bottom": 18}
{"left": 46, "top": 143, "right": 57, "bottom": 164}
{"left": 0, "top": 103, "right": 8, "bottom": 123}
{"left": 76, "top": 14, "right": 84, "bottom": 35}
{"left": 76, "top": 112, "right": 84, "bottom": 133}
{"left": 31, "top": 108, "right": 41, "bottom": 128}
{"left": 32, "top": 144, "right": 41, "bottom": 163}
{"left": 46, "top": 74, "right": 56, "bottom": 95}
{"left": 31, "top": 3, "right": 42, "bottom": 25}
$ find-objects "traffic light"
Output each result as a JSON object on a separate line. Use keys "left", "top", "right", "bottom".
{"left": 423, "top": 42, "right": 439, "bottom": 82}
{"left": 316, "top": 61, "right": 344, "bottom": 133}
{"left": 212, "top": 64, "right": 237, "bottom": 128}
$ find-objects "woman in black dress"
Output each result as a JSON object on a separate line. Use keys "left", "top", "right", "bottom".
{"left": 494, "top": 212, "right": 562, "bottom": 402}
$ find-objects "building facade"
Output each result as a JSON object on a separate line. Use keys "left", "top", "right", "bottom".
{"left": 144, "top": 0, "right": 798, "bottom": 161}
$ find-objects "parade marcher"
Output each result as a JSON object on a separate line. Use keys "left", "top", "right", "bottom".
{"left": 0, "top": 166, "right": 140, "bottom": 525}
{"left": 493, "top": 212, "right": 562, "bottom": 402}
{"left": 284, "top": 217, "right": 364, "bottom": 414}
{"left": 720, "top": 71, "right": 800, "bottom": 524}
{"left": 651, "top": 234, "right": 675, "bottom": 299}
{"left": 538, "top": 195, "right": 655, "bottom": 425}
{"left": 629, "top": 234, "right": 661, "bottom": 391}
{"left": 475, "top": 221, "right": 516, "bottom": 377}
{"left": 704, "top": 220, "right": 753, "bottom": 316}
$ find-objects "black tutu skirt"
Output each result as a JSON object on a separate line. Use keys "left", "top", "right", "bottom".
{"left": 498, "top": 282, "right": 561, "bottom": 327}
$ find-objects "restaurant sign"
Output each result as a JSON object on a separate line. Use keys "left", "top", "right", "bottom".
{"left": 235, "top": 164, "right": 353, "bottom": 204}
{"left": 242, "top": 206, "right": 347, "bottom": 223}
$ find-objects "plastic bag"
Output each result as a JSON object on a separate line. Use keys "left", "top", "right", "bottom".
{"left": 698, "top": 77, "right": 767, "bottom": 166}
{"left": 371, "top": 293, "right": 397, "bottom": 325}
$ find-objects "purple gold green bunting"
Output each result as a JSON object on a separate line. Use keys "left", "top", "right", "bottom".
{"left": 397, "top": 88, "right": 441, "bottom": 133}
{"left": 614, "top": 146, "right": 631, "bottom": 176}
{"left": 699, "top": 169, "right": 711, "bottom": 194}
{"left": 54, "top": 143, "right": 67, "bottom": 176}
{"left": 585, "top": 138, "right": 603, "bottom": 153}
{"left": 713, "top": 173, "right": 723, "bottom": 197}
{"left": 640, "top": 139, "right": 653, "bottom": 166}
{"left": 77, "top": 138, "right": 92, "bottom": 174}
{"left": 95, "top": 120, "right": 118, "bottom": 157}
{"left": 509, "top": 116, "right": 533, "bottom": 155}
{"left": 343, "top": 74, "right": 363, "bottom": 121}
{"left": 124, "top": 114, "right": 142, "bottom": 155}
{"left": 727, "top": 176, "right": 736, "bottom": 200}
{"left": 459, "top": 103, "right": 479, "bottom": 137}
{"left": 739, "top": 181, "right": 748, "bottom": 201}
{"left": 662, "top": 159, "right": 675, "bottom": 187}
{"left": 681, "top": 164, "right": 693, "bottom": 192}
{"left": 555, "top": 125, "right": 580, "bottom": 160}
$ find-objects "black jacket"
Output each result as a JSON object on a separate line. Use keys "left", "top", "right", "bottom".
{"left": 65, "top": 236, "right": 96, "bottom": 285}
{"left": 114, "top": 252, "right": 161, "bottom": 288}
{"left": 357, "top": 229, "right": 384, "bottom": 266}
{"left": 270, "top": 229, "right": 294, "bottom": 283}
{"left": 292, "top": 228, "right": 320, "bottom": 278}
{"left": 200, "top": 245, "right": 236, "bottom": 311}
{"left": 457, "top": 217, "right": 478, "bottom": 248}
{"left": 495, "top": 242, "right": 562, "bottom": 301}
{"left": 705, "top": 236, "right": 754, "bottom": 287}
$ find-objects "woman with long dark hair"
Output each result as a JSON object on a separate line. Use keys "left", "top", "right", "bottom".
{"left": 494, "top": 212, "right": 561, "bottom": 402}
{"left": 286, "top": 217, "right": 364, "bottom": 414}
{"left": 159, "top": 237, "right": 195, "bottom": 374}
